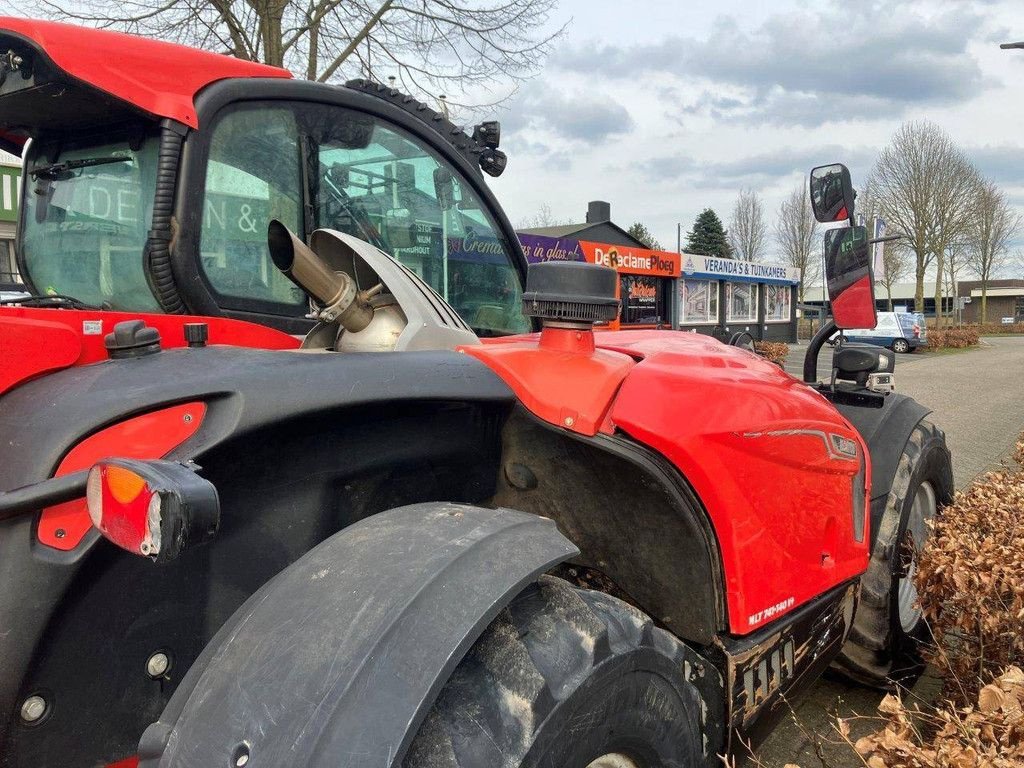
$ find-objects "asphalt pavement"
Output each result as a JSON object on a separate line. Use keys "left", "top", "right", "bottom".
{"left": 758, "top": 336, "right": 1024, "bottom": 766}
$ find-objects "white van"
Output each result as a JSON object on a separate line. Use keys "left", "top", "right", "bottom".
{"left": 842, "top": 311, "right": 927, "bottom": 353}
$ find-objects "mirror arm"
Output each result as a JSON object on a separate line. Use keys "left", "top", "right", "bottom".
{"left": 803, "top": 319, "right": 838, "bottom": 383}
{"left": 866, "top": 233, "right": 903, "bottom": 246}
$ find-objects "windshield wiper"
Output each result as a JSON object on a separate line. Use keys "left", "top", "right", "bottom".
{"left": 0, "top": 293, "right": 103, "bottom": 310}
{"left": 30, "top": 156, "right": 132, "bottom": 181}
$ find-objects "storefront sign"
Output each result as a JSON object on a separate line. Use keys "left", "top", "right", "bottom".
{"left": 580, "top": 241, "right": 680, "bottom": 277}
{"left": 517, "top": 233, "right": 585, "bottom": 264}
{"left": 682, "top": 253, "right": 799, "bottom": 285}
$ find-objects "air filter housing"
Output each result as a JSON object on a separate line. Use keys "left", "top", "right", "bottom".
{"left": 522, "top": 261, "right": 619, "bottom": 323}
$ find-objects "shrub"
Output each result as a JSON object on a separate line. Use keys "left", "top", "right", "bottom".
{"left": 849, "top": 437, "right": 1024, "bottom": 767}
{"left": 916, "top": 438, "right": 1024, "bottom": 691}
{"left": 753, "top": 340, "right": 789, "bottom": 365}
{"left": 851, "top": 667, "right": 1024, "bottom": 767}
{"left": 969, "top": 322, "right": 1024, "bottom": 336}
{"left": 927, "top": 327, "right": 979, "bottom": 349}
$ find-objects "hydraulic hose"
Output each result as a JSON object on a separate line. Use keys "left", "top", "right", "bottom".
{"left": 145, "top": 120, "right": 187, "bottom": 314}
{"left": 803, "top": 319, "right": 838, "bottom": 383}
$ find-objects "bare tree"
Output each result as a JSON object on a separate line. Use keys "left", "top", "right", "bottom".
{"left": 859, "top": 179, "right": 910, "bottom": 311}
{"left": 26, "top": 0, "right": 563, "bottom": 110}
{"left": 967, "top": 179, "right": 1020, "bottom": 323}
{"left": 869, "top": 121, "right": 979, "bottom": 316}
{"left": 728, "top": 188, "right": 768, "bottom": 262}
{"left": 943, "top": 241, "right": 970, "bottom": 325}
{"left": 774, "top": 184, "right": 818, "bottom": 303}
{"left": 517, "top": 203, "right": 571, "bottom": 230}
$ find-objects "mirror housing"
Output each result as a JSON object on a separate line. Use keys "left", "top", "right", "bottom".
{"left": 824, "top": 225, "right": 877, "bottom": 330}
{"left": 810, "top": 163, "right": 856, "bottom": 223}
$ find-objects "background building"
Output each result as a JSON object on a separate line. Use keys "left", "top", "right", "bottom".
{"left": 0, "top": 150, "right": 20, "bottom": 289}
{"left": 956, "top": 279, "right": 1024, "bottom": 325}
{"left": 520, "top": 201, "right": 800, "bottom": 341}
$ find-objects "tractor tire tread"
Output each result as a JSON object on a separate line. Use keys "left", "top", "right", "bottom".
{"left": 403, "top": 576, "right": 704, "bottom": 768}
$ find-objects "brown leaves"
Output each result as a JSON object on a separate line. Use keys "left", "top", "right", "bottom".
{"left": 927, "top": 328, "right": 980, "bottom": 349}
{"left": 915, "top": 439, "right": 1024, "bottom": 693}
{"left": 753, "top": 341, "right": 789, "bottom": 365}
{"left": 852, "top": 668, "right": 1024, "bottom": 767}
{"left": 851, "top": 438, "right": 1024, "bottom": 767}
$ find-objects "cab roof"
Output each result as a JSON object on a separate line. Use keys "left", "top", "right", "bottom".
{"left": 0, "top": 18, "right": 291, "bottom": 133}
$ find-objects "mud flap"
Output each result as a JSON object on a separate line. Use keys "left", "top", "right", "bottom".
{"left": 137, "top": 503, "right": 577, "bottom": 768}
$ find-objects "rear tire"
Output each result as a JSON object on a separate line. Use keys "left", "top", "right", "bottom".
{"left": 892, "top": 338, "right": 911, "bottom": 354}
{"left": 833, "top": 419, "right": 952, "bottom": 688}
{"left": 404, "top": 576, "right": 708, "bottom": 768}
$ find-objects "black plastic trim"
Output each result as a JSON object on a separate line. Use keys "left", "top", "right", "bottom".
{"left": 172, "top": 78, "right": 530, "bottom": 330}
{"left": 137, "top": 503, "right": 577, "bottom": 767}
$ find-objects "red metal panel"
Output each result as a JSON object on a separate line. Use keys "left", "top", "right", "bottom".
{"left": 0, "top": 307, "right": 301, "bottom": 396}
{"left": 600, "top": 331, "right": 871, "bottom": 634}
{"left": 475, "top": 328, "right": 871, "bottom": 635}
{"left": 0, "top": 18, "right": 291, "bottom": 128}
{"left": 38, "top": 402, "right": 206, "bottom": 550}
{"left": 462, "top": 326, "right": 635, "bottom": 436}
{"left": 0, "top": 315, "right": 81, "bottom": 396}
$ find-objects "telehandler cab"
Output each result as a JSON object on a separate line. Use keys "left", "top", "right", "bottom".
{"left": 0, "top": 20, "right": 952, "bottom": 768}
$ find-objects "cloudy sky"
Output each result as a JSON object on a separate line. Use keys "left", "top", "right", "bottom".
{"left": 486, "top": 0, "right": 1024, "bottom": 263}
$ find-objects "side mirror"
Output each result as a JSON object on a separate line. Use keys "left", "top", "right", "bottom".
{"left": 824, "top": 225, "right": 877, "bottom": 330}
{"left": 810, "top": 163, "right": 856, "bottom": 223}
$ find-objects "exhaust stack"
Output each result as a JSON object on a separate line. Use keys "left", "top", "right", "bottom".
{"left": 267, "top": 220, "right": 373, "bottom": 332}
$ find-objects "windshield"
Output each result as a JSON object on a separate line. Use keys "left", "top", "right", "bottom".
{"left": 21, "top": 134, "right": 161, "bottom": 311}
{"left": 316, "top": 123, "right": 529, "bottom": 336}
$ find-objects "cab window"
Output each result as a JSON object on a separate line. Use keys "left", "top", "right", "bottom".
{"left": 307, "top": 105, "right": 528, "bottom": 336}
{"left": 198, "top": 101, "right": 528, "bottom": 335}
{"left": 199, "top": 107, "right": 305, "bottom": 310}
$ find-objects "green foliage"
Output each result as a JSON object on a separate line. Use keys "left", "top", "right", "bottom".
{"left": 685, "top": 209, "right": 732, "bottom": 258}
{"left": 626, "top": 221, "right": 662, "bottom": 250}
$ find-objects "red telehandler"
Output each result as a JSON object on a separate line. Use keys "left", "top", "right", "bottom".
{"left": 0, "top": 19, "right": 952, "bottom": 768}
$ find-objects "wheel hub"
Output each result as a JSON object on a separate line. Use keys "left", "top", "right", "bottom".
{"left": 585, "top": 754, "right": 643, "bottom": 768}
{"left": 897, "top": 481, "right": 937, "bottom": 633}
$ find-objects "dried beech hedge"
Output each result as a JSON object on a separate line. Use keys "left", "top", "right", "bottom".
{"left": 851, "top": 667, "right": 1024, "bottom": 767}
{"left": 849, "top": 438, "right": 1024, "bottom": 767}
{"left": 753, "top": 340, "right": 789, "bottom": 365}
{"left": 927, "top": 328, "right": 980, "bottom": 349}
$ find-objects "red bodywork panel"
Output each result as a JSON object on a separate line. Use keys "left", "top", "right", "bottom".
{"left": 462, "top": 326, "right": 635, "bottom": 435}
{"left": 472, "top": 329, "right": 871, "bottom": 635}
{"left": 39, "top": 402, "right": 206, "bottom": 551}
{"left": 0, "top": 18, "right": 291, "bottom": 128}
{"left": 0, "top": 307, "right": 300, "bottom": 397}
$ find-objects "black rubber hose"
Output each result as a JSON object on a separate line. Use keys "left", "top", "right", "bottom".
{"left": 803, "top": 319, "right": 838, "bottom": 383}
{"left": 146, "top": 121, "right": 187, "bottom": 314}
{"left": 0, "top": 471, "right": 89, "bottom": 522}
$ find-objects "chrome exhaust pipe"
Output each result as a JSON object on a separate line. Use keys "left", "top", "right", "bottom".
{"left": 268, "top": 220, "right": 373, "bottom": 332}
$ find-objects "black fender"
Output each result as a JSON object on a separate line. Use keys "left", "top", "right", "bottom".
{"left": 137, "top": 502, "right": 578, "bottom": 768}
{"left": 833, "top": 392, "right": 931, "bottom": 549}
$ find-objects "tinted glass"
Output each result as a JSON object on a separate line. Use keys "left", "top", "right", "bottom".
{"left": 620, "top": 274, "right": 665, "bottom": 324}
{"left": 200, "top": 107, "right": 305, "bottom": 308}
{"left": 313, "top": 109, "right": 528, "bottom": 336}
{"left": 21, "top": 134, "right": 161, "bottom": 310}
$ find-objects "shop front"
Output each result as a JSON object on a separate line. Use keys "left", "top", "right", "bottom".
{"left": 0, "top": 156, "right": 20, "bottom": 288}
{"left": 679, "top": 255, "right": 800, "bottom": 342}
{"left": 578, "top": 241, "right": 680, "bottom": 328}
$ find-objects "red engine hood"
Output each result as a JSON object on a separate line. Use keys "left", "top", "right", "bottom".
{"left": 0, "top": 17, "right": 291, "bottom": 142}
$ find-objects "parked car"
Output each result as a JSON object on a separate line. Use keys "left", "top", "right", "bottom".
{"left": 842, "top": 311, "right": 927, "bottom": 353}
